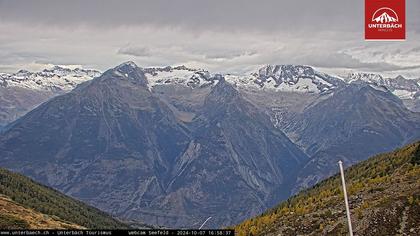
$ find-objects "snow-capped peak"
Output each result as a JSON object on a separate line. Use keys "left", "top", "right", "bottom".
{"left": 346, "top": 72, "right": 384, "bottom": 83}
{"left": 2, "top": 63, "right": 419, "bottom": 103}
{"left": 0, "top": 66, "right": 101, "bottom": 92}
{"left": 144, "top": 65, "right": 220, "bottom": 89}
{"left": 346, "top": 72, "right": 420, "bottom": 99}
{"left": 225, "top": 64, "right": 345, "bottom": 94}
{"left": 117, "top": 61, "right": 138, "bottom": 69}
{"left": 143, "top": 64, "right": 345, "bottom": 94}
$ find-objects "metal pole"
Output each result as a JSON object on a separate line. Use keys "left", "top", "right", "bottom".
{"left": 199, "top": 217, "right": 212, "bottom": 229}
{"left": 338, "top": 160, "right": 354, "bottom": 236}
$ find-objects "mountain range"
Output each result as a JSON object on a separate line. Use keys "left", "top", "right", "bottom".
{"left": 0, "top": 61, "right": 419, "bottom": 228}
{"left": 0, "top": 66, "right": 100, "bottom": 127}
{"left": 0, "top": 63, "right": 309, "bottom": 227}
{"left": 1, "top": 63, "right": 419, "bottom": 129}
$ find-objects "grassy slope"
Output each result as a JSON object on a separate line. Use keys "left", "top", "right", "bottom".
{"left": 234, "top": 141, "right": 420, "bottom": 235}
{"left": 0, "top": 195, "right": 85, "bottom": 229}
{"left": 0, "top": 167, "right": 129, "bottom": 229}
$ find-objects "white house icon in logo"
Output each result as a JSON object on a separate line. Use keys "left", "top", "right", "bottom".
{"left": 371, "top": 7, "right": 399, "bottom": 23}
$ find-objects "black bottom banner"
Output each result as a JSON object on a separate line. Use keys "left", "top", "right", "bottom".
{"left": 0, "top": 230, "right": 235, "bottom": 236}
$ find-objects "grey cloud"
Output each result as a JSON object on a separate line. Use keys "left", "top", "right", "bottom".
{"left": 0, "top": 0, "right": 390, "bottom": 32}
{"left": 203, "top": 51, "right": 257, "bottom": 60}
{"left": 2, "top": 0, "right": 416, "bottom": 33}
{"left": 299, "top": 52, "right": 420, "bottom": 72}
{"left": 0, "top": 0, "right": 419, "bottom": 77}
{"left": 117, "top": 46, "right": 151, "bottom": 57}
{"left": 410, "top": 47, "right": 420, "bottom": 53}
{"left": 0, "top": 51, "right": 48, "bottom": 65}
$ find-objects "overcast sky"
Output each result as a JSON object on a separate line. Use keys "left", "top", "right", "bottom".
{"left": 0, "top": 0, "right": 419, "bottom": 77}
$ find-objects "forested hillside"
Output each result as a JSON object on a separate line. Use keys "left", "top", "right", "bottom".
{"left": 234, "top": 141, "right": 420, "bottom": 235}
{"left": 0, "top": 167, "right": 129, "bottom": 229}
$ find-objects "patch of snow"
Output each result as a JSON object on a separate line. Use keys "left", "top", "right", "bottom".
{"left": 346, "top": 72, "right": 420, "bottom": 100}
{"left": 144, "top": 66, "right": 218, "bottom": 90}
{"left": 369, "top": 84, "right": 388, "bottom": 93}
{"left": 393, "top": 89, "right": 416, "bottom": 99}
{"left": 226, "top": 65, "right": 342, "bottom": 94}
{"left": 0, "top": 66, "right": 101, "bottom": 92}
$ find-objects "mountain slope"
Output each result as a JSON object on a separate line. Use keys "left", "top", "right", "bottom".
{"left": 345, "top": 73, "right": 420, "bottom": 112}
{"left": 109, "top": 77, "right": 309, "bottom": 228}
{"left": 0, "top": 195, "right": 84, "bottom": 229}
{"left": 0, "top": 66, "right": 100, "bottom": 127}
{"left": 282, "top": 82, "right": 420, "bottom": 192}
{"left": 0, "top": 62, "right": 191, "bottom": 226}
{"left": 234, "top": 141, "right": 420, "bottom": 236}
{"left": 0, "top": 62, "right": 308, "bottom": 228}
{"left": 1, "top": 62, "right": 418, "bottom": 229}
{"left": 0, "top": 167, "right": 128, "bottom": 229}
{"left": 149, "top": 79, "right": 308, "bottom": 227}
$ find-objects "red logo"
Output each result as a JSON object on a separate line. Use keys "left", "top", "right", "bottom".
{"left": 365, "top": 0, "right": 405, "bottom": 40}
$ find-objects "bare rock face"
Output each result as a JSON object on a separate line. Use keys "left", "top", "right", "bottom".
{"left": 282, "top": 82, "right": 420, "bottom": 193}
{"left": 157, "top": 79, "right": 309, "bottom": 227}
{"left": 0, "top": 62, "right": 308, "bottom": 228}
